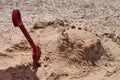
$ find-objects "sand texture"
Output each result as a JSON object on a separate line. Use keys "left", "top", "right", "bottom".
{"left": 0, "top": 0, "right": 120, "bottom": 80}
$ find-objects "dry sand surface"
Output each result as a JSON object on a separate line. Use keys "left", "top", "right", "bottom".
{"left": 0, "top": 0, "right": 120, "bottom": 80}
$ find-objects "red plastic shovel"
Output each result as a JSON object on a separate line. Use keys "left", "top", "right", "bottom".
{"left": 12, "top": 9, "right": 41, "bottom": 66}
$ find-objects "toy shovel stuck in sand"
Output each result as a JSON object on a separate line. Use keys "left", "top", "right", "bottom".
{"left": 12, "top": 9, "right": 41, "bottom": 66}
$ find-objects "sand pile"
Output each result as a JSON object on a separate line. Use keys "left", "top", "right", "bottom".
{"left": 30, "top": 19, "right": 105, "bottom": 79}
{"left": 32, "top": 19, "right": 104, "bottom": 66}
{"left": 58, "top": 28, "right": 104, "bottom": 65}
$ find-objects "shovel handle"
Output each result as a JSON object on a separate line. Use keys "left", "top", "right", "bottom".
{"left": 12, "top": 9, "right": 41, "bottom": 66}
{"left": 12, "top": 9, "right": 23, "bottom": 27}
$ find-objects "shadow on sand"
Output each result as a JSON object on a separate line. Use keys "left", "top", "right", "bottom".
{"left": 0, "top": 65, "right": 39, "bottom": 80}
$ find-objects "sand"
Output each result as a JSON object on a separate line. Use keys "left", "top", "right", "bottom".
{"left": 0, "top": 0, "right": 120, "bottom": 80}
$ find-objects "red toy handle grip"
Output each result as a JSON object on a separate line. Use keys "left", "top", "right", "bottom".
{"left": 12, "top": 9, "right": 23, "bottom": 27}
{"left": 12, "top": 9, "right": 41, "bottom": 66}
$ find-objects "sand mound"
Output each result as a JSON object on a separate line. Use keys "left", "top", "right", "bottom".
{"left": 30, "top": 19, "right": 105, "bottom": 79}
{"left": 32, "top": 19, "right": 104, "bottom": 66}
{"left": 58, "top": 28, "right": 104, "bottom": 65}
